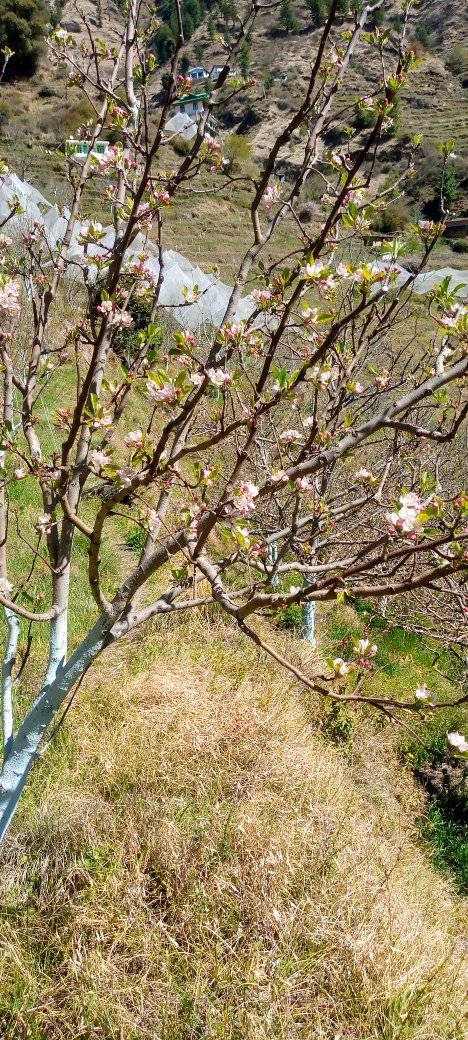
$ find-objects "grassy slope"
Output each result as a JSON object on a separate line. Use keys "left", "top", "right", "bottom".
{"left": 0, "top": 610, "right": 467, "bottom": 1040}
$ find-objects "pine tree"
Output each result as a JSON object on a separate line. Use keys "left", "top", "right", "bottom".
{"left": 279, "top": 0, "right": 300, "bottom": 33}
{"left": 307, "top": 0, "right": 325, "bottom": 27}
{"left": 240, "top": 42, "right": 251, "bottom": 78}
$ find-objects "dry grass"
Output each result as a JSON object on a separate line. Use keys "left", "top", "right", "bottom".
{"left": 0, "top": 613, "right": 466, "bottom": 1039}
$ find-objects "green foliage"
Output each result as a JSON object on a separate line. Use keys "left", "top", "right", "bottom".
{"left": 223, "top": 132, "right": 251, "bottom": 170}
{"left": 325, "top": 602, "right": 468, "bottom": 894}
{"left": 151, "top": 0, "right": 219, "bottom": 63}
{"left": 450, "top": 239, "right": 468, "bottom": 254}
{"left": 353, "top": 100, "right": 377, "bottom": 131}
{"left": 442, "top": 166, "right": 460, "bottom": 209}
{"left": 419, "top": 804, "right": 468, "bottom": 895}
{"left": 372, "top": 201, "right": 408, "bottom": 233}
{"left": 446, "top": 45, "right": 468, "bottom": 79}
{"left": 332, "top": 0, "right": 349, "bottom": 15}
{"left": 239, "top": 41, "right": 250, "bottom": 78}
{"left": 0, "top": 0, "right": 48, "bottom": 80}
{"left": 180, "top": 54, "right": 190, "bottom": 75}
{"left": 321, "top": 701, "right": 355, "bottom": 745}
{"left": 263, "top": 70, "right": 275, "bottom": 94}
{"left": 279, "top": 0, "right": 301, "bottom": 33}
{"left": 307, "top": 0, "right": 326, "bottom": 27}
{"left": 368, "top": 5, "right": 384, "bottom": 29}
{"left": 124, "top": 526, "right": 147, "bottom": 552}
{"left": 415, "top": 23, "right": 432, "bottom": 51}
{"left": 173, "top": 134, "right": 193, "bottom": 156}
{"left": 276, "top": 603, "right": 303, "bottom": 630}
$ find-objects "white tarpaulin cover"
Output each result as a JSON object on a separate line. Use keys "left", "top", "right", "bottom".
{"left": 0, "top": 170, "right": 466, "bottom": 330}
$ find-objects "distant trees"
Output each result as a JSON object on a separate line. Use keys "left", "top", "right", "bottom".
{"left": 240, "top": 42, "right": 251, "bottom": 78}
{"left": 441, "top": 166, "right": 460, "bottom": 211}
{"left": 307, "top": 0, "right": 326, "bottom": 27}
{"left": 0, "top": 0, "right": 48, "bottom": 80}
{"left": 279, "top": 0, "right": 301, "bottom": 33}
{"left": 152, "top": 0, "right": 217, "bottom": 64}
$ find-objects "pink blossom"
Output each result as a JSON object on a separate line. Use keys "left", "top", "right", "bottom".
{"left": 251, "top": 288, "right": 273, "bottom": 305}
{"left": 375, "top": 369, "right": 390, "bottom": 389}
{"left": 207, "top": 367, "right": 233, "bottom": 387}
{"left": 145, "top": 509, "right": 161, "bottom": 534}
{"left": 262, "top": 184, "right": 281, "bottom": 211}
{"left": 447, "top": 731, "right": 468, "bottom": 754}
{"left": 333, "top": 658, "right": 352, "bottom": 677}
{"left": 386, "top": 492, "right": 425, "bottom": 536}
{"left": 36, "top": 513, "right": 55, "bottom": 535}
{"left": 354, "top": 638, "right": 377, "bottom": 657}
{"left": 295, "top": 476, "right": 313, "bottom": 491}
{"left": 109, "top": 310, "right": 133, "bottom": 329}
{"left": 88, "top": 449, "right": 112, "bottom": 470}
{"left": 147, "top": 382, "right": 178, "bottom": 403}
{"left": 233, "top": 481, "right": 259, "bottom": 515}
{"left": 0, "top": 277, "right": 20, "bottom": 311}
{"left": 125, "top": 429, "right": 143, "bottom": 449}
{"left": 280, "top": 429, "right": 302, "bottom": 445}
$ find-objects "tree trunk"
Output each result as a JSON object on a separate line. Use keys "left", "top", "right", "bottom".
{"left": 0, "top": 614, "right": 113, "bottom": 845}
{"left": 2, "top": 608, "right": 20, "bottom": 762}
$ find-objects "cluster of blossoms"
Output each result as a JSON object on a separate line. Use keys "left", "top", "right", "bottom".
{"left": 438, "top": 302, "right": 468, "bottom": 332}
{"left": 375, "top": 368, "right": 390, "bottom": 389}
{"left": 146, "top": 380, "right": 179, "bottom": 404}
{"left": 413, "top": 684, "right": 436, "bottom": 704}
{"left": 332, "top": 638, "right": 377, "bottom": 677}
{"left": 386, "top": 492, "right": 426, "bottom": 537}
{"left": 355, "top": 468, "right": 376, "bottom": 484}
{"left": 233, "top": 481, "right": 259, "bottom": 516}
{"left": 93, "top": 144, "right": 139, "bottom": 175}
{"left": 142, "top": 508, "right": 161, "bottom": 535}
{"left": 329, "top": 151, "right": 353, "bottom": 172}
{"left": 207, "top": 367, "right": 233, "bottom": 388}
{"left": 88, "top": 449, "right": 113, "bottom": 471}
{"left": 310, "top": 365, "right": 335, "bottom": 392}
{"left": 36, "top": 513, "right": 56, "bottom": 536}
{"left": 262, "top": 184, "right": 282, "bottom": 212}
{"left": 96, "top": 298, "right": 133, "bottom": 328}
{"left": 0, "top": 275, "right": 20, "bottom": 311}
{"left": 251, "top": 288, "right": 274, "bottom": 308}
{"left": 280, "top": 428, "right": 303, "bottom": 446}
{"left": 301, "top": 303, "right": 319, "bottom": 324}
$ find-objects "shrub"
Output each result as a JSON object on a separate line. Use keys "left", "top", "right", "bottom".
{"left": 446, "top": 45, "right": 468, "bottom": 78}
{"left": 223, "top": 133, "right": 251, "bottom": 170}
{"left": 307, "top": 0, "right": 326, "bottom": 27}
{"left": 279, "top": 0, "right": 301, "bottom": 33}
{"left": 0, "top": 0, "right": 48, "bottom": 80}
{"left": 0, "top": 101, "right": 13, "bottom": 134}
{"left": 450, "top": 239, "right": 468, "bottom": 254}
{"left": 173, "top": 134, "right": 193, "bottom": 156}
{"left": 353, "top": 100, "right": 378, "bottom": 131}
{"left": 415, "top": 23, "right": 432, "bottom": 50}
{"left": 277, "top": 604, "right": 303, "bottom": 630}
{"left": 240, "top": 42, "right": 250, "bottom": 78}
{"left": 263, "top": 70, "right": 275, "bottom": 94}
{"left": 442, "top": 167, "right": 460, "bottom": 209}
{"left": 372, "top": 202, "right": 408, "bottom": 233}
